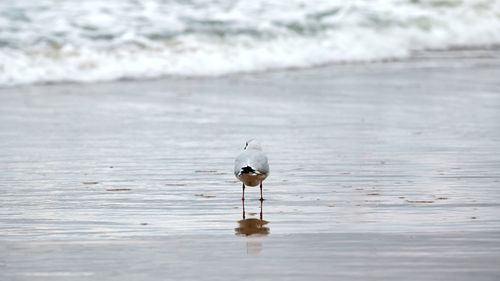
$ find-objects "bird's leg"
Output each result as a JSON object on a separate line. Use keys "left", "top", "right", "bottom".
{"left": 242, "top": 198, "right": 245, "bottom": 220}
{"left": 260, "top": 182, "right": 264, "bottom": 201}
{"left": 242, "top": 183, "right": 245, "bottom": 201}
{"left": 260, "top": 198, "right": 263, "bottom": 220}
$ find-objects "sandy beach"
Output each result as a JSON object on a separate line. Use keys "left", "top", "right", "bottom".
{"left": 1, "top": 51, "right": 500, "bottom": 280}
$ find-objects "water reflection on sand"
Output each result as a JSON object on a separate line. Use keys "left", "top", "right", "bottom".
{"left": 235, "top": 199, "right": 269, "bottom": 255}
{"left": 235, "top": 199, "right": 269, "bottom": 236}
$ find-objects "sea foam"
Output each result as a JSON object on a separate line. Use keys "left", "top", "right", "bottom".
{"left": 0, "top": 0, "right": 499, "bottom": 86}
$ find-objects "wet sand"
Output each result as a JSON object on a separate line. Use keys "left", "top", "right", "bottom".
{"left": 2, "top": 232, "right": 499, "bottom": 281}
{"left": 1, "top": 50, "right": 500, "bottom": 280}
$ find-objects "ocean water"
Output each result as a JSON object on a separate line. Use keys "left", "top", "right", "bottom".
{"left": 0, "top": 0, "right": 499, "bottom": 85}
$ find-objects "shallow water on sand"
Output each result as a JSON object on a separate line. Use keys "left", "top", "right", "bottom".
{"left": 1, "top": 53, "right": 500, "bottom": 241}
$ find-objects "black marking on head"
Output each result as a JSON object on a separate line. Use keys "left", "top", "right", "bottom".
{"left": 240, "top": 166, "right": 255, "bottom": 174}
{"left": 244, "top": 142, "right": 248, "bottom": 150}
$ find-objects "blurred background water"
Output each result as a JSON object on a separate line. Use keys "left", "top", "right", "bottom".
{"left": 1, "top": 0, "right": 499, "bottom": 85}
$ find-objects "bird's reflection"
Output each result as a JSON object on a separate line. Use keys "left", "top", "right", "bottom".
{"left": 235, "top": 199, "right": 270, "bottom": 236}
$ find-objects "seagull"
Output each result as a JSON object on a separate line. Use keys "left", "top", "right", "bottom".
{"left": 234, "top": 139, "right": 269, "bottom": 201}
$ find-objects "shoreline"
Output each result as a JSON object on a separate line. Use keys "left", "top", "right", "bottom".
{"left": 2, "top": 48, "right": 500, "bottom": 89}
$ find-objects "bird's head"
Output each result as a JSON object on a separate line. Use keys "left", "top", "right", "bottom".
{"left": 244, "top": 139, "right": 263, "bottom": 151}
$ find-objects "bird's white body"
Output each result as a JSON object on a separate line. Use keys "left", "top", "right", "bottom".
{"left": 234, "top": 140, "right": 269, "bottom": 187}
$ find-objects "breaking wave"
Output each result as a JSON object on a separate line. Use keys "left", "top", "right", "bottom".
{"left": 1, "top": 0, "right": 499, "bottom": 85}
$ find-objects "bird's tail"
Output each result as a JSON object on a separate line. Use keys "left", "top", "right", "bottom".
{"left": 239, "top": 166, "right": 259, "bottom": 176}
